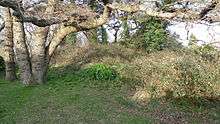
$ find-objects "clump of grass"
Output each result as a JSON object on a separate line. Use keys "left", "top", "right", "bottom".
{"left": 80, "top": 63, "right": 118, "bottom": 81}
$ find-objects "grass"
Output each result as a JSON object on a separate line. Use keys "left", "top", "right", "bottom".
{"left": 1, "top": 44, "right": 220, "bottom": 124}
{"left": 1, "top": 67, "right": 219, "bottom": 124}
{"left": 0, "top": 71, "right": 154, "bottom": 124}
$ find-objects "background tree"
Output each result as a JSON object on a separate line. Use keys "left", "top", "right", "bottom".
{"left": 1, "top": 8, "right": 16, "bottom": 81}
{"left": 0, "top": 0, "right": 219, "bottom": 85}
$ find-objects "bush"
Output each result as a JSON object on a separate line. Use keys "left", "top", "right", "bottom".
{"left": 173, "top": 59, "right": 214, "bottom": 98}
{"left": 80, "top": 63, "right": 118, "bottom": 81}
{"left": 139, "top": 17, "right": 167, "bottom": 52}
{"left": 129, "top": 50, "right": 219, "bottom": 100}
{"left": 0, "top": 57, "right": 5, "bottom": 72}
{"left": 120, "top": 17, "right": 180, "bottom": 53}
{"left": 193, "top": 44, "right": 219, "bottom": 62}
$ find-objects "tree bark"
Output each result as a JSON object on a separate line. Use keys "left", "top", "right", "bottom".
{"left": 13, "top": 16, "right": 33, "bottom": 85}
{"left": 31, "top": 27, "right": 48, "bottom": 84}
{"left": 3, "top": 8, "right": 16, "bottom": 81}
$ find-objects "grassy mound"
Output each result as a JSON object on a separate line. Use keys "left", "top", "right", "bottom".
{"left": 0, "top": 44, "right": 219, "bottom": 123}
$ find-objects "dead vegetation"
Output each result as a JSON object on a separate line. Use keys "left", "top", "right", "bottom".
{"left": 25, "top": 43, "right": 220, "bottom": 123}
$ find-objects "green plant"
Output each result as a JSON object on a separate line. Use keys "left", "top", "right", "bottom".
{"left": 121, "top": 17, "right": 180, "bottom": 53}
{"left": 163, "top": 0, "right": 176, "bottom": 5}
{"left": 64, "top": 32, "right": 76, "bottom": 45}
{"left": 139, "top": 17, "right": 167, "bottom": 52}
{"left": 121, "top": 20, "right": 130, "bottom": 40}
{"left": 81, "top": 63, "right": 118, "bottom": 81}
{"left": 100, "top": 26, "right": 108, "bottom": 44}
{"left": 87, "top": 29, "right": 98, "bottom": 43}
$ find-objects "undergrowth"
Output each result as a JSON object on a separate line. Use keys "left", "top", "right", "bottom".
{"left": 1, "top": 48, "right": 220, "bottom": 123}
{"left": 80, "top": 63, "right": 118, "bottom": 81}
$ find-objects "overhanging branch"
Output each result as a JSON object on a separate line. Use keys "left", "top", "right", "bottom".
{"left": 0, "top": 0, "right": 219, "bottom": 28}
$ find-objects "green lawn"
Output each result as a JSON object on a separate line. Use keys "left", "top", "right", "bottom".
{"left": 0, "top": 70, "right": 154, "bottom": 124}
{"left": 0, "top": 67, "right": 219, "bottom": 124}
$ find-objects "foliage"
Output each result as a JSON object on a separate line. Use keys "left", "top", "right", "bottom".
{"left": 137, "top": 17, "right": 168, "bottom": 52}
{"left": 163, "top": 0, "right": 176, "bottom": 5}
{"left": 53, "top": 43, "right": 219, "bottom": 101}
{"left": 121, "top": 17, "right": 178, "bottom": 53}
{"left": 121, "top": 20, "right": 130, "bottom": 40}
{"left": 1, "top": 45, "right": 220, "bottom": 123}
{"left": 0, "top": 57, "right": 5, "bottom": 72}
{"left": 188, "top": 34, "right": 219, "bottom": 62}
{"left": 64, "top": 32, "right": 76, "bottom": 45}
{"left": 189, "top": 34, "right": 219, "bottom": 62}
{"left": 100, "top": 26, "right": 108, "bottom": 44}
{"left": 193, "top": 44, "right": 219, "bottom": 62}
{"left": 173, "top": 59, "right": 215, "bottom": 98}
{"left": 88, "top": 0, "right": 99, "bottom": 11}
{"left": 188, "top": 34, "right": 198, "bottom": 46}
{"left": 129, "top": 50, "right": 220, "bottom": 100}
{"left": 86, "top": 29, "right": 98, "bottom": 43}
{"left": 80, "top": 63, "right": 118, "bottom": 81}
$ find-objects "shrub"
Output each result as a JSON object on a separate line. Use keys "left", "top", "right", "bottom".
{"left": 193, "top": 44, "right": 219, "bottom": 62}
{"left": 130, "top": 50, "right": 219, "bottom": 100}
{"left": 121, "top": 17, "right": 181, "bottom": 53}
{"left": 138, "top": 17, "right": 168, "bottom": 52}
{"left": 80, "top": 63, "right": 118, "bottom": 81}
{"left": 173, "top": 59, "right": 214, "bottom": 98}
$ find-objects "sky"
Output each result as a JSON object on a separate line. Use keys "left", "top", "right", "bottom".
{"left": 105, "top": 19, "right": 220, "bottom": 48}
{"left": 167, "top": 22, "right": 220, "bottom": 47}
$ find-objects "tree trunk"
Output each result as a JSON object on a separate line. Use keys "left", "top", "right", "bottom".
{"left": 31, "top": 27, "right": 47, "bottom": 84}
{"left": 3, "top": 8, "right": 16, "bottom": 81}
{"left": 13, "top": 16, "right": 33, "bottom": 85}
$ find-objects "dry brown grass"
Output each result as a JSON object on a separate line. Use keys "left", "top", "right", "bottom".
{"left": 130, "top": 50, "right": 220, "bottom": 101}
{"left": 50, "top": 43, "right": 220, "bottom": 123}
{"left": 51, "top": 43, "right": 138, "bottom": 68}
{"left": 52, "top": 43, "right": 220, "bottom": 103}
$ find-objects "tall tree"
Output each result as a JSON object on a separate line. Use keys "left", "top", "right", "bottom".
{"left": 13, "top": 15, "right": 33, "bottom": 85}
{"left": 11, "top": 0, "right": 110, "bottom": 84}
{"left": 0, "top": 0, "right": 219, "bottom": 85}
{"left": 2, "top": 8, "right": 16, "bottom": 81}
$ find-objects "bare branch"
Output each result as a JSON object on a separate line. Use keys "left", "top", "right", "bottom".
{"left": 0, "top": 0, "right": 219, "bottom": 28}
{"left": 108, "top": 1, "right": 220, "bottom": 22}
{"left": 48, "top": 5, "right": 111, "bottom": 57}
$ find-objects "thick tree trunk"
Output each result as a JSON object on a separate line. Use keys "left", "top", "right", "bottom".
{"left": 31, "top": 27, "right": 47, "bottom": 84}
{"left": 3, "top": 8, "right": 16, "bottom": 81}
{"left": 30, "top": 0, "right": 57, "bottom": 84}
{"left": 13, "top": 16, "right": 33, "bottom": 85}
